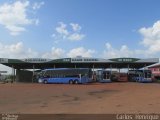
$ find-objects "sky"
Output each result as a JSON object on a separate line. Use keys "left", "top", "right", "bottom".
{"left": 1, "top": 0, "right": 160, "bottom": 73}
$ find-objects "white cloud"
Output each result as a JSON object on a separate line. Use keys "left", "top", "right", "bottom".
{"left": 0, "top": 41, "right": 65, "bottom": 60}
{"left": 0, "top": 42, "right": 38, "bottom": 58}
{"left": 103, "top": 43, "right": 133, "bottom": 58}
{"left": 32, "top": 1, "right": 44, "bottom": 10}
{"left": 53, "top": 22, "right": 85, "bottom": 42}
{"left": 0, "top": 0, "right": 42, "bottom": 36}
{"left": 70, "top": 23, "right": 81, "bottom": 31}
{"left": 55, "top": 22, "right": 69, "bottom": 36}
{"left": 0, "top": 42, "right": 94, "bottom": 60}
{"left": 6, "top": 25, "right": 26, "bottom": 36}
{"left": 0, "top": 42, "right": 38, "bottom": 74}
{"left": 67, "top": 47, "right": 95, "bottom": 58}
{"left": 139, "top": 20, "right": 160, "bottom": 54}
{"left": 35, "top": 19, "right": 39, "bottom": 26}
{"left": 42, "top": 47, "right": 65, "bottom": 59}
{"left": 103, "top": 42, "right": 156, "bottom": 59}
{"left": 103, "top": 20, "right": 160, "bottom": 58}
{"left": 68, "top": 33, "right": 85, "bottom": 41}
{"left": 0, "top": 41, "right": 95, "bottom": 60}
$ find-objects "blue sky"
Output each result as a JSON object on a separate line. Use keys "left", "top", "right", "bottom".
{"left": 1, "top": 0, "right": 160, "bottom": 61}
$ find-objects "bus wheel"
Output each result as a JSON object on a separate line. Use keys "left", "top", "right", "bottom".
{"left": 69, "top": 80, "right": 73, "bottom": 84}
{"left": 74, "top": 80, "right": 79, "bottom": 84}
{"left": 44, "top": 80, "right": 48, "bottom": 84}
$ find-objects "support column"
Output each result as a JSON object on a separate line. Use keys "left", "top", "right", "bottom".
{"left": 110, "top": 64, "right": 113, "bottom": 81}
{"left": 110, "top": 64, "right": 112, "bottom": 74}
{"left": 75, "top": 64, "right": 77, "bottom": 68}
{"left": 143, "top": 64, "right": 146, "bottom": 78}
{"left": 144, "top": 64, "right": 146, "bottom": 70}
{"left": 128, "top": 64, "right": 130, "bottom": 72}
{"left": 12, "top": 65, "right": 15, "bottom": 83}
{"left": 92, "top": 64, "right": 95, "bottom": 82}
{"left": 16, "top": 69, "right": 20, "bottom": 82}
{"left": 127, "top": 64, "right": 130, "bottom": 81}
{"left": 14, "top": 69, "right": 15, "bottom": 82}
{"left": 32, "top": 65, "right": 35, "bottom": 83}
{"left": 92, "top": 64, "right": 95, "bottom": 72}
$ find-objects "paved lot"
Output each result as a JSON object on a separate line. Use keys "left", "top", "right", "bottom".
{"left": 0, "top": 82, "right": 160, "bottom": 114}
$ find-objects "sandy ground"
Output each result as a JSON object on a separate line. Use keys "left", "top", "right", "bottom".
{"left": 0, "top": 82, "right": 160, "bottom": 114}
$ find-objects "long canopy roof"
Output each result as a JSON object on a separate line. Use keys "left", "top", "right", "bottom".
{"left": 0, "top": 57, "right": 159, "bottom": 69}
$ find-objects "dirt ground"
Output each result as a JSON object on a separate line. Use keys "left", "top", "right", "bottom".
{"left": 0, "top": 82, "right": 160, "bottom": 114}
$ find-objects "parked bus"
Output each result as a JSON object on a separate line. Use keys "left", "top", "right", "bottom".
{"left": 128, "top": 70, "right": 152, "bottom": 83}
{"left": 111, "top": 73, "right": 128, "bottom": 82}
{"left": 96, "top": 70, "right": 112, "bottom": 83}
{"left": 38, "top": 68, "right": 92, "bottom": 84}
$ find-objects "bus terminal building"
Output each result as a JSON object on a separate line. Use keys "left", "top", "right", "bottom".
{"left": 0, "top": 57, "right": 159, "bottom": 82}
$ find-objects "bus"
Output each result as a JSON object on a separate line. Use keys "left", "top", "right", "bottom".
{"left": 96, "top": 70, "right": 112, "bottom": 83}
{"left": 128, "top": 70, "right": 152, "bottom": 83}
{"left": 38, "top": 68, "right": 92, "bottom": 84}
{"left": 111, "top": 73, "right": 128, "bottom": 82}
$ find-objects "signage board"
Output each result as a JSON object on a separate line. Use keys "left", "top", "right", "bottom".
{"left": 0, "top": 71, "right": 7, "bottom": 73}
{"left": 21, "top": 58, "right": 52, "bottom": 63}
{"left": 109, "top": 58, "right": 140, "bottom": 62}
{"left": 0, "top": 58, "right": 8, "bottom": 63}
{"left": 71, "top": 58, "right": 98, "bottom": 62}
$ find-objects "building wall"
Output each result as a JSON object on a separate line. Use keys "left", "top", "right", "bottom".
{"left": 0, "top": 74, "right": 7, "bottom": 81}
{"left": 149, "top": 67, "right": 160, "bottom": 77}
{"left": 16, "top": 70, "right": 33, "bottom": 82}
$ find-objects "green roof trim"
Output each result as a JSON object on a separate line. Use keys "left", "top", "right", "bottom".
{"left": 47, "top": 58, "right": 71, "bottom": 63}
{"left": 109, "top": 58, "right": 140, "bottom": 63}
{"left": 8, "top": 59, "right": 27, "bottom": 63}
